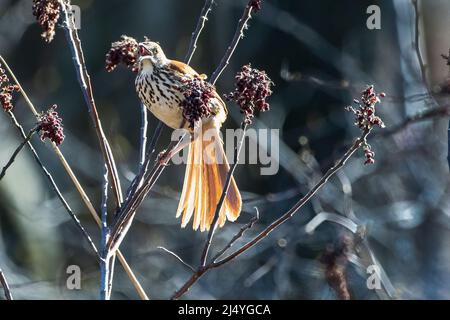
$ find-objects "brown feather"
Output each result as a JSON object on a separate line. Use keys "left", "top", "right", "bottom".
{"left": 168, "top": 59, "right": 199, "bottom": 77}
{"left": 176, "top": 121, "right": 242, "bottom": 231}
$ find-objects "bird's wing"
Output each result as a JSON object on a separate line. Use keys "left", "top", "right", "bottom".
{"left": 168, "top": 59, "right": 199, "bottom": 77}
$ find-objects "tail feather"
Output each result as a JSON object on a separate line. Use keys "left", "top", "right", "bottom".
{"left": 176, "top": 121, "right": 242, "bottom": 231}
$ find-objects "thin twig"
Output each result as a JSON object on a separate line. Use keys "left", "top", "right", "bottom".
{"left": 210, "top": 1, "right": 257, "bottom": 84}
{"left": 100, "top": 165, "right": 110, "bottom": 300}
{"left": 61, "top": 1, "right": 123, "bottom": 208}
{"left": 158, "top": 247, "right": 196, "bottom": 272}
{"left": 64, "top": 1, "right": 152, "bottom": 299}
{"left": 211, "top": 207, "right": 260, "bottom": 263}
{"left": 213, "top": 129, "right": 369, "bottom": 267}
{"left": 0, "top": 268, "right": 13, "bottom": 300}
{"left": 6, "top": 111, "right": 100, "bottom": 260}
{"left": 0, "top": 127, "right": 37, "bottom": 181}
{"left": 124, "top": 121, "right": 163, "bottom": 203}
{"left": 139, "top": 103, "right": 148, "bottom": 168}
{"left": 0, "top": 55, "right": 149, "bottom": 300}
{"left": 185, "top": 0, "right": 216, "bottom": 64}
{"left": 106, "top": 254, "right": 116, "bottom": 300}
{"left": 108, "top": 133, "right": 187, "bottom": 253}
{"left": 200, "top": 122, "right": 248, "bottom": 266}
{"left": 171, "top": 129, "right": 370, "bottom": 299}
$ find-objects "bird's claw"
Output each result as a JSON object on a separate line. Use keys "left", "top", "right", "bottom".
{"left": 157, "top": 149, "right": 170, "bottom": 166}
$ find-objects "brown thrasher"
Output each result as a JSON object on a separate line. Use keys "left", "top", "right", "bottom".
{"left": 135, "top": 41, "right": 242, "bottom": 232}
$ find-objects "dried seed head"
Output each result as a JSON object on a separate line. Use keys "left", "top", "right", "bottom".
{"left": 180, "top": 76, "right": 216, "bottom": 129}
{"left": 38, "top": 105, "right": 65, "bottom": 145}
{"left": 225, "top": 64, "right": 273, "bottom": 124}
{"left": 363, "top": 144, "right": 375, "bottom": 165}
{"left": 32, "top": 0, "right": 60, "bottom": 43}
{"left": 346, "top": 85, "right": 385, "bottom": 165}
{"left": 0, "top": 65, "right": 20, "bottom": 112}
{"left": 105, "top": 35, "right": 139, "bottom": 72}
{"left": 346, "top": 85, "right": 385, "bottom": 130}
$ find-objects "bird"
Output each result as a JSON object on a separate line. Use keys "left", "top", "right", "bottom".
{"left": 135, "top": 41, "right": 242, "bottom": 232}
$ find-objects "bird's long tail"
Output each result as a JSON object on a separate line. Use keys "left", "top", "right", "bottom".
{"left": 176, "top": 121, "right": 242, "bottom": 231}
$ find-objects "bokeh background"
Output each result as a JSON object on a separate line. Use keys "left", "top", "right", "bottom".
{"left": 1, "top": 0, "right": 450, "bottom": 299}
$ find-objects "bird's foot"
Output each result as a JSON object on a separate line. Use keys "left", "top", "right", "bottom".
{"left": 157, "top": 149, "right": 171, "bottom": 166}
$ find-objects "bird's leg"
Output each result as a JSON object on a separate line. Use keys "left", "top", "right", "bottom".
{"left": 157, "top": 133, "right": 192, "bottom": 166}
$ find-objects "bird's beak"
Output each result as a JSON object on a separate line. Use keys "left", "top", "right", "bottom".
{"left": 138, "top": 44, "right": 151, "bottom": 56}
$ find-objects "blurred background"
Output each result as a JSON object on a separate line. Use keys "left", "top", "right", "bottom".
{"left": 0, "top": 0, "right": 450, "bottom": 299}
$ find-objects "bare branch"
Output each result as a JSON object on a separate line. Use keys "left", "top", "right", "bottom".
{"left": 158, "top": 247, "right": 196, "bottom": 273}
{"left": 200, "top": 122, "right": 248, "bottom": 266}
{"left": 100, "top": 165, "right": 111, "bottom": 300}
{"left": 210, "top": 1, "right": 258, "bottom": 84}
{"left": 171, "top": 128, "right": 370, "bottom": 299}
{"left": 108, "top": 133, "right": 187, "bottom": 253}
{"left": 211, "top": 207, "right": 260, "bottom": 263}
{"left": 6, "top": 111, "right": 100, "bottom": 260}
{"left": 139, "top": 104, "right": 148, "bottom": 169}
{"left": 124, "top": 121, "right": 164, "bottom": 203}
{"left": 0, "top": 268, "right": 13, "bottom": 300}
{"left": 0, "top": 127, "right": 38, "bottom": 181}
{"left": 0, "top": 54, "right": 148, "bottom": 300}
{"left": 60, "top": 1, "right": 123, "bottom": 207}
{"left": 185, "top": 0, "right": 216, "bottom": 64}
{"left": 214, "top": 129, "right": 369, "bottom": 266}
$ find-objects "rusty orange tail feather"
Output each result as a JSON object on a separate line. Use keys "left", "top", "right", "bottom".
{"left": 176, "top": 122, "right": 242, "bottom": 231}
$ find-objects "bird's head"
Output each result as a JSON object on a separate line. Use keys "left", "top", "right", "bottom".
{"left": 137, "top": 41, "right": 168, "bottom": 69}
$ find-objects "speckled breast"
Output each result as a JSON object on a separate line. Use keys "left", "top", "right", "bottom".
{"left": 135, "top": 68, "right": 185, "bottom": 129}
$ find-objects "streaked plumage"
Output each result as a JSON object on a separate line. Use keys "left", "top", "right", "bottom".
{"left": 135, "top": 41, "right": 242, "bottom": 231}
